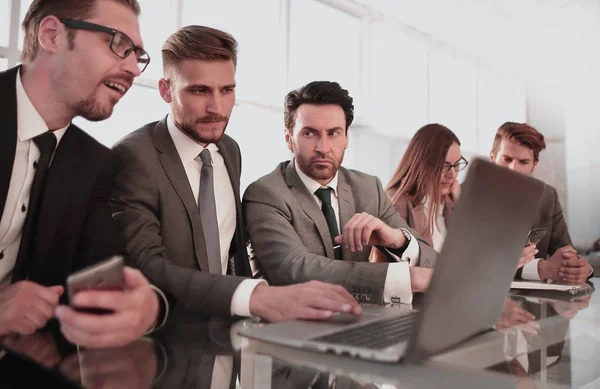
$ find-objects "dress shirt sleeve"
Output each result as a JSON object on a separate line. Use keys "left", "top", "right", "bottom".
{"left": 521, "top": 258, "right": 542, "bottom": 280}
{"left": 383, "top": 262, "right": 413, "bottom": 304}
{"left": 230, "top": 279, "right": 268, "bottom": 317}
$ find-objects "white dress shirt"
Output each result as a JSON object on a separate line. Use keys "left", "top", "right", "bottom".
{"left": 0, "top": 69, "right": 68, "bottom": 287}
{"left": 422, "top": 196, "right": 447, "bottom": 252}
{"left": 294, "top": 161, "right": 420, "bottom": 304}
{"left": 166, "top": 115, "right": 264, "bottom": 317}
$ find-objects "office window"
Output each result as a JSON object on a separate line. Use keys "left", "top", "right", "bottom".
{"left": 182, "top": 0, "right": 285, "bottom": 107}
{"left": 137, "top": 0, "right": 177, "bottom": 81}
{"left": 225, "top": 103, "right": 289, "bottom": 192}
{"left": 18, "top": 0, "right": 33, "bottom": 51}
{"left": 477, "top": 73, "right": 527, "bottom": 154}
{"left": 288, "top": 0, "right": 361, "bottom": 104}
{"left": 74, "top": 84, "right": 167, "bottom": 147}
{"left": 0, "top": 57, "right": 7, "bottom": 70}
{"left": 0, "top": 0, "right": 10, "bottom": 47}
{"left": 370, "top": 22, "right": 428, "bottom": 137}
{"left": 429, "top": 49, "right": 478, "bottom": 152}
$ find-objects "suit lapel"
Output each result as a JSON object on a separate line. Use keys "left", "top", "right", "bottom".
{"left": 153, "top": 119, "right": 209, "bottom": 272}
{"left": 408, "top": 202, "right": 433, "bottom": 247}
{"left": 284, "top": 162, "right": 334, "bottom": 258}
{"left": 0, "top": 67, "right": 19, "bottom": 219}
{"left": 337, "top": 169, "right": 356, "bottom": 261}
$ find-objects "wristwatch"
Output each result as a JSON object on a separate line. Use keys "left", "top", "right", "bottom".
{"left": 398, "top": 228, "right": 412, "bottom": 251}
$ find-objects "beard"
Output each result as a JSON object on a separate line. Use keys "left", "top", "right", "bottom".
{"left": 71, "top": 73, "right": 133, "bottom": 122}
{"left": 73, "top": 89, "right": 117, "bottom": 122}
{"left": 177, "top": 114, "right": 230, "bottom": 145}
{"left": 294, "top": 147, "right": 345, "bottom": 183}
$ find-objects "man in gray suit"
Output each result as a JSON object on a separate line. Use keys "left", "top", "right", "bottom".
{"left": 243, "top": 81, "right": 436, "bottom": 305}
{"left": 111, "top": 26, "right": 361, "bottom": 323}
{"left": 490, "top": 122, "right": 592, "bottom": 283}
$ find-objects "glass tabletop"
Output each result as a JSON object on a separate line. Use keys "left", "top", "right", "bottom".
{"left": 0, "top": 279, "right": 598, "bottom": 388}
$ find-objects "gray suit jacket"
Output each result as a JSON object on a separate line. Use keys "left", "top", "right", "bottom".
{"left": 111, "top": 117, "right": 251, "bottom": 317}
{"left": 515, "top": 183, "right": 578, "bottom": 279}
{"left": 242, "top": 161, "right": 437, "bottom": 304}
{"left": 532, "top": 184, "right": 572, "bottom": 260}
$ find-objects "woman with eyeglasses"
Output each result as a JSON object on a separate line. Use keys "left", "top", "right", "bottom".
{"left": 379, "top": 124, "right": 466, "bottom": 257}
{"left": 371, "top": 123, "right": 537, "bottom": 269}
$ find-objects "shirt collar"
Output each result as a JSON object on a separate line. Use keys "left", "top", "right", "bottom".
{"left": 294, "top": 159, "right": 339, "bottom": 196}
{"left": 167, "top": 114, "right": 219, "bottom": 164}
{"left": 16, "top": 68, "right": 68, "bottom": 144}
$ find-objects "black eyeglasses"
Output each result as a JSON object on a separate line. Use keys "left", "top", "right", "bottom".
{"left": 59, "top": 18, "right": 150, "bottom": 73}
{"left": 442, "top": 156, "right": 469, "bottom": 173}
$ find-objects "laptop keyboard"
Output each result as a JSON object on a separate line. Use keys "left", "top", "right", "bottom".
{"left": 312, "top": 311, "right": 417, "bottom": 350}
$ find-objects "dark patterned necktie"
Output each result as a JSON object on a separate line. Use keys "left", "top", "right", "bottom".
{"left": 314, "top": 187, "right": 342, "bottom": 260}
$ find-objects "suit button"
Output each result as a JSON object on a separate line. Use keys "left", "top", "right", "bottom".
{"left": 0, "top": 251, "right": 4, "bottom": 260}
{"left": 21, "top": 204, "right": 26, "bottom": 212}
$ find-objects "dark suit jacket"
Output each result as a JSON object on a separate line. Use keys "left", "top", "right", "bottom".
{"left": 0, "top": 66, "right": 124, "bottom": 290}
{"left": 111, "top": 118, "right": 251, "bottom": 317}
{"left": 516, "top": 184, "right": 573, "bottom": 279}
{"left": 242, "top": 161, "right": 437, "bottom": 304}
{"left": 531, "top": 184, "right": 572, "bottom": 259}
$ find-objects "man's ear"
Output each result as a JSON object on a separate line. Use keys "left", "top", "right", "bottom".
{"left": 158, "top": 78, "right": 172, "bottom": 103}
{"left": 489, "top": 151, "right": 495, "bottom": 162}
{"left": 38, "top": 16, "right": 63, "bottom": 55}
{"left": 285, "top": 129, "right": 293, "bottom": 152}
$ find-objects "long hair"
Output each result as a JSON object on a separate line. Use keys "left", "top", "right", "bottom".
{"left": 387, "top": 124, "right": 460, "bottom": 235}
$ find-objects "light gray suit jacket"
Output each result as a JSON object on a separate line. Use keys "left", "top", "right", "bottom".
{"left": 111, "top": 117, "right": 251, "bottom": 317}
{"left": 242, "top": 161, "right": 437, "bottom": 304}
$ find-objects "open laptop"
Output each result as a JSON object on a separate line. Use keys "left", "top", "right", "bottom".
{"left": 239, "top": 158, "right": 545, "bottom": 363}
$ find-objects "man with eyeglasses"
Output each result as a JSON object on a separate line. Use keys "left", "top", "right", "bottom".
{"left": 489, "top": 122, "right": 593, "bottom": 284}
{"left": 0, "top": 0, "right": 164, "bottom": 348}
{"left": 243, "top": 81, "right": 437, "bottom": 306}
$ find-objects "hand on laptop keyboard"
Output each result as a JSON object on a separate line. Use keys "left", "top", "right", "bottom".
{"left": 249, "top": 281, "right": 363, "bottom": 323}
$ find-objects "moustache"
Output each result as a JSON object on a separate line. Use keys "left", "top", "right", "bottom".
{"left": 196, "top": 115, "right": 228, "bottom": 124}
{"left": 310, "top": 155, "right": 335, "bottom": 164}
{"left": 105, "top": 73, "right": 134, "bottom": 87}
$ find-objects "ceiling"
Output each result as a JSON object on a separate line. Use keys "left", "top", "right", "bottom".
{"left": 352, "top": 0, "right": 600, "bottom": 82}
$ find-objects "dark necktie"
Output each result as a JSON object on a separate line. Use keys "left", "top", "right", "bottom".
{"left": 198, "top": 149, "right": 222, "bottom": 274}
{"left": 29, "top": 132, "right": 57, "bottom": 220}
{"left": 314, "top": 187, "right": 342, "bottom": 260}
{"left": 13, "top": 132, "right": 57, "bottom": 280}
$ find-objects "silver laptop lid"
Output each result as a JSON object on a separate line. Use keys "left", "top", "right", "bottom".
{"left": 405, "top": 158, "right": 545, "bottom": 362}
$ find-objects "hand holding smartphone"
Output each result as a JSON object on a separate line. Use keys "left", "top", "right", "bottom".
{"left": 526, "top": 228, "right": 548, "bottom": 246}
{"left": 66, "top": 255, "right": 125, "bottom": 315}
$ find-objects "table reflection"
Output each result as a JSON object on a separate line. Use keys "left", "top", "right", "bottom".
{"left": 0, "top": 280, "right": 598, "bottom": 389}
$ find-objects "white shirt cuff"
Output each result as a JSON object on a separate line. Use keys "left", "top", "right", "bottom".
{"left": 383, "top": 230, "right": 420, "bottom": 265}
{"left": 230, "top": 279, "right": 268, "bottom": 317}
{"left": 145, "top": 285, "right": 169, "bottom": 334}
{"left": 521, "top": 258, "right": 542, "bottom": 280}
{"left": 402, "top": 232, "right": 420, "bottom": 264}
{"left": 383, "top": 262, "right": 413, "bottom": 304}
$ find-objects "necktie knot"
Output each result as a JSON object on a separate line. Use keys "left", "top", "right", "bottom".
{"left": 199, "top": 149, "right": 212, "bottom": 166}
{"left": 33, "top": 131, "right": 57, "bottom": 156}
{"left": 314, "top": 187, "right": 333, "bottom": 205}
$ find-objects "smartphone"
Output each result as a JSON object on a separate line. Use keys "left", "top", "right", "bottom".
{"left": 526, "top": 228, "right": 548, "bottom": 246}
{"left": 67, "top": 255, "right": 125, "bottom": 314}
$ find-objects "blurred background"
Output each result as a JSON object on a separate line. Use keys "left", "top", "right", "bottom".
{"left": 1, "top": 0, "right": 598, "bottom": 249}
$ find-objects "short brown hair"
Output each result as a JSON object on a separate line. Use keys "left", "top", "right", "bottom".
{"left": 284, "top": 81, "right": 354, "bottom": 133}
{"left": 161, "top": 25, "right": 238, "bottom": 78}
{"left": 491, "top": 122, "right": 546, "bottom": 162}
{"left": 21, "top": 0, "right": 141, "bottom": 64}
